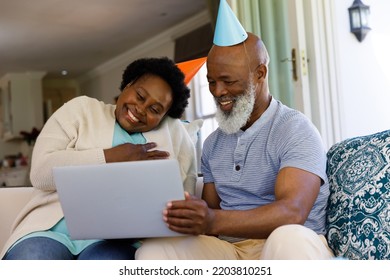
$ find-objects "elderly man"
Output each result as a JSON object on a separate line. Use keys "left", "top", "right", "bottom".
{"left": 135, "top": 31, "right": 333, "bottom": 260}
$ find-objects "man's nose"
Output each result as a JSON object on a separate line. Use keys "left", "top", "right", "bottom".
{"left": 213, "top": 82, "right": 227, "bottom": 98}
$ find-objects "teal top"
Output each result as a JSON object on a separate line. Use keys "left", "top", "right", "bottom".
{"left": 112, "top": 121, "right": 146, "bottom": 147}
{"left": 10, "top": 122, "right": 146, "bottom": 255}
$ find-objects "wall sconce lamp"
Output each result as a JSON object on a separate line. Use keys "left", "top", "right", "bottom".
{"left": 348, "top": 0, "right": 371, "bottom": 42}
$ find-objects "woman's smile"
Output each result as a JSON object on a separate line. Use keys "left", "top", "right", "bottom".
{"left": 127, "top": 108, "right": 140, "bottom": 123}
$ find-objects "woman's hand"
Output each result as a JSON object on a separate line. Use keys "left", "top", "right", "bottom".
{"left": 104, "top": 142, "right": 169, "bottom": 163}
{"left": 163, "top": 192, "right": 215, "bottom": 235}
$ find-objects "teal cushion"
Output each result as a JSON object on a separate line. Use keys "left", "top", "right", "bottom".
{"left": 326, "top": 129, "right": 390, "bottom": 260}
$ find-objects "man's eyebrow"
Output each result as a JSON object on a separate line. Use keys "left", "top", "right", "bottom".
{"left": 206, "top": 74, "right": 232, "bottom": 80}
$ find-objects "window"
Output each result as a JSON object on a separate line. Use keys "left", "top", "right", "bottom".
{"left": 173, "top": 23, "right": 215, "bottom": 170}
{"left": 193, "top": 64, "right": 217, "bottom": 148}
{"left": 185, "top": 64, "right": 217, "bottom": 171}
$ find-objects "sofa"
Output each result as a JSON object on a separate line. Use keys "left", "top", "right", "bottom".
{"left": 0, "top": 186, "right": 34, "bottom": 253}
{"left": 325, "top": 129, "right": 390, "bottom": 260}
{"left": 1, "top": 129, "right": 389, "bottom": 259}
{"left": 0, "top": 176, "right": 204, "bottom": 254}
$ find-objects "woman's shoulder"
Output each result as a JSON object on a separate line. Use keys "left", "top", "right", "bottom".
{"left": 157, "top": 117, "right": 186, "bottom": 133}
{"left": 53, "top": 95, "right": 114, "bottom": 120}
{"left": 161, "top": 116, "right": 182, "bottom": 126}
{"left": 64, "top": 95, "right": 114, "bottom": 111}
{"left": 153, "top": 117, "right": 201, "bottom": 148}
{"left": 67, "top": 95, "right": 106, "bottom": 106}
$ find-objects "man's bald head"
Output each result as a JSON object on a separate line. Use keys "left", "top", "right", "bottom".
{"left": 208, "top": 32, "right": 269, "bottom": 74}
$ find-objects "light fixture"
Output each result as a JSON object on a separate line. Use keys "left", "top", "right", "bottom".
{"left": 348, "top": 0, "right": 371, "bottom": 42}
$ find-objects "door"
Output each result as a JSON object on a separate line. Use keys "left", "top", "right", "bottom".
{"left": 231, "top": 0, "right": 309, "bottom": 115}
{"left": 286, "top": 0, "right": 312, "bottom": 119}
{"left": 230, "top": 0, "right": 341, "bottom": 148}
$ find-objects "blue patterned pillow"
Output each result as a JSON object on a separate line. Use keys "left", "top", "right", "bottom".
{"left": 326, "top": 130, "right": 390, "bottom": 260}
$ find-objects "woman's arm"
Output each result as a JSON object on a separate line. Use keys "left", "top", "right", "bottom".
{"left": 30, "top": 97, "right": 109, "bottom": 191}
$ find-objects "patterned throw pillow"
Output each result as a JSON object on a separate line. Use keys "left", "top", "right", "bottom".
{"left": 326, "top": 129, "right": 390, "bottom": 260}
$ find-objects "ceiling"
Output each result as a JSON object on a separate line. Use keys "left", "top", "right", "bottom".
{"left": 0, "top": 0, "right": 208, "bottom": 79}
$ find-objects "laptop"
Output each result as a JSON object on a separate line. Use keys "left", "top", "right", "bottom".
{"left": 53, "top": 159, "right": 186, "bottom": 240}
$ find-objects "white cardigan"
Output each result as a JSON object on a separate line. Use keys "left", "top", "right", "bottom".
{"left": 1, "top": 96, "right": 197, "bottom": 258}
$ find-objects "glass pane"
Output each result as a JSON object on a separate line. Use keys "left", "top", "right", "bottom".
{"left": 351, "top": 10, "right": 361, "bottom": 28}
{"left": 361, "top": 9, "right": 369, "bottom": 27}
{"left": 199, "top": 117, "right": 218, "bottom": 148}
{"left": 195, "top": 65, "right": 216, "bottom": 117}
{"left": 199, "top": 89, "right": 216, "bottom": 116}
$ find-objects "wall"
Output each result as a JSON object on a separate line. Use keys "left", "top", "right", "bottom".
{"left": 78, "top": 11, "right": 210, "bottom": 105}
{"left": 2, "top": 3, "right": 388, "bottom": 160}
{"left": 42, "top": 78, "right": 80, "bottom": 120}
{"left": 0, "top": 11, "right": 209, "bottom": 162}
{"left": 0, "top": 72, "right": 46, "bottom": 160}
{"left": 333, "top": 0, "right": 390, "bottom": 139}
{"left": 79, "top": 42, "right": 174, "bottom": 104}
{"left": 78, "top": 2, "right": 390, "bottom": 144}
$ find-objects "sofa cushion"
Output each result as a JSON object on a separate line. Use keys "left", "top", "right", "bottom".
{"left": 326, "top": 129, "right": 390, "bottom": 260}
{"left": 182, "top": 119, "right": 203, "bottom": 146}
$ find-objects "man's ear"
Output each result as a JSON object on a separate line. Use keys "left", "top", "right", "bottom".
{"left": 256, "top": 64, "right": 267, "bottom": 81}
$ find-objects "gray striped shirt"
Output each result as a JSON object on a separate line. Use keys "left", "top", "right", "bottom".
{"left": 201, "top": 98, "right": 329, "bottom": 240}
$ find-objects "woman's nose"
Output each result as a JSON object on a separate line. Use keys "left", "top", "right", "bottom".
{"left": 136, "top": 104, "right": 146, "bottom": 115}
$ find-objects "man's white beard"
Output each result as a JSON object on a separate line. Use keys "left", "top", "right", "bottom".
{"left": 215, "top": 81, "right": 256, "bottom": 134}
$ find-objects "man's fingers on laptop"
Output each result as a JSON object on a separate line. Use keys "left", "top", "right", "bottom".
{"left": 166, "top": 214, "right": 206, "bottom": 235}
{"left": 169, "top": 196, "right": 205, "bottom": 209}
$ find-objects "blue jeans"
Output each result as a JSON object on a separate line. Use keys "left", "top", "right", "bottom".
{"left": 2, "top": 237, "right": 136, "bottom": 260}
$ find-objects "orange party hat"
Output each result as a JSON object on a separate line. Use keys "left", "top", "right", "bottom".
{"left": 176, "top": 57, "right": 207, "bottom": 84}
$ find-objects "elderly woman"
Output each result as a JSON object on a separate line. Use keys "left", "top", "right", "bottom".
{"left": 1, "top": 57, "right": 197, "bottom": 260}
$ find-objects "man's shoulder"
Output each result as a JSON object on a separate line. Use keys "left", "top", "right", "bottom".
{"left": 274, "top": 100, "right": 307, "bottom": 122}
{"left": 267, "top": 100, "right": 323, "bottom": 149}
{"left": 204, "top": 127, "right": 224, "bottom": 144}
{"left": 272, "top": 101, "right": 315, "bottom": 132}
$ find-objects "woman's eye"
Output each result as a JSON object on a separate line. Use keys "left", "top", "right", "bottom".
{"left": 150, "top": 107, "right": 160, "bottom": 114}
{"left": 137, "top": 92, "right": 144, "bottom": 100}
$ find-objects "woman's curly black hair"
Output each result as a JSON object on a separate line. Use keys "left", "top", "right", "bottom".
{"left": 119, "top": 57, "right": 190, "bottom": 119}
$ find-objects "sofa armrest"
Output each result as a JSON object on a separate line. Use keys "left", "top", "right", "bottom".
{"left": 0, "top": 187, "right": 34, "bottom": 253}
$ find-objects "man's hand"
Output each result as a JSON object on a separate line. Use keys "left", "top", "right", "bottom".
{"left": 104, "top": 142, "right": 169, "bottom": 163}
{"left": 163, "top": 192, "right": 215, "bottom": 235}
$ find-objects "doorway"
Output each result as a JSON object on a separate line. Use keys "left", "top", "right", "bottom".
{"left": 230, "top": 0, "right": 342, "bottom": 148}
